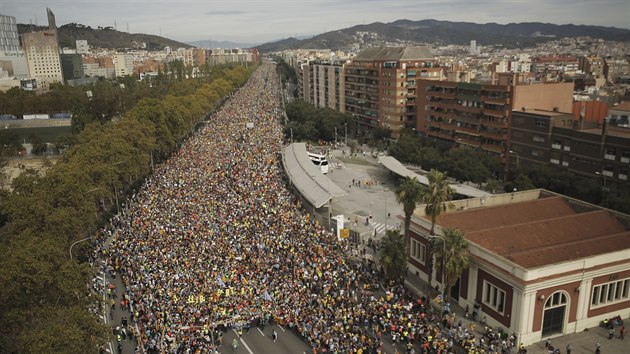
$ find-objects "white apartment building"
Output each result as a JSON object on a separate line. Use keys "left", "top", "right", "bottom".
{"left": 113, "top": 54, "right": 134, "bottom": 77}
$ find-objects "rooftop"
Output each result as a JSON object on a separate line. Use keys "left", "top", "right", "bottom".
{"left": 428, "top": 194, "right": 630, "bottom": 269}
{"left": 515, "top": 109, "right": 572, "bottom": 117}
{"left": 610, "top": 101, "right": 630, "bottom": 112}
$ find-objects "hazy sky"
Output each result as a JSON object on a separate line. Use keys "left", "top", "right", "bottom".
{"left": 2, "top": 0, "right": 629, "bottom": 44}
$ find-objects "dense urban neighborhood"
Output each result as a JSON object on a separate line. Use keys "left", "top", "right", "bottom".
{"left": 0, "top": 5, "right": 629, "bottom": 354}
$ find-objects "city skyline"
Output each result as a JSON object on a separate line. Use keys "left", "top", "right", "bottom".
{"left": 2, "top": 0, "right": 629, "bottom": 44}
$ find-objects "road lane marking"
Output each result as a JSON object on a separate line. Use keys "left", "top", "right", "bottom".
{"left": 277, "top": 325, "right": 285, "bottom": 332}
{"left": 232, "top": 329, "right": 254, "bottom": 354}
{"left": 257, "top": 327, "right": 265, "bottom": 336}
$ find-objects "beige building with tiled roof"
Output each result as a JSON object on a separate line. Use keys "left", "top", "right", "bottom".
{"left": 408, "top": 189, "right": 630, "bottom": 345}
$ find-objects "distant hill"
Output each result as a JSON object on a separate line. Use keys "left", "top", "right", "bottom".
{"left": 186, "top": 39, "right": 260, "bottom": 49}
{"left": 256, "top": 19, "right": 630, "bottom": 52}
{"left": 17, "top": 22, "right": 192, "bottom": 51}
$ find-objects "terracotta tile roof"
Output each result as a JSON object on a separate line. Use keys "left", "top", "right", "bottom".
{"left": 435, "top": 196, "right": 575, "bottom": 233}
{"left": 432, "top": 197, "right": 630, "bottom": 269}
{"left": 610, "top": 102, "right": 630, "bottom": 112}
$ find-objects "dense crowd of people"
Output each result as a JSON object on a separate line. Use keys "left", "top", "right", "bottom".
{"left": 103, "top": 64, "right": 503, "bottom": 354}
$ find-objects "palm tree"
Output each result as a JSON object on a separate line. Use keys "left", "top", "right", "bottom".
{"left": 379, "top": 230, "right": 406, "bottom": 283}
{"left": 433, "top": 228, "right": 470, "bottom": 302}
{"left": 423, "top": 169, "right": 455, "bottom": 285}
{"left": 395, "top": 176, "right": 424, "bottom": 258}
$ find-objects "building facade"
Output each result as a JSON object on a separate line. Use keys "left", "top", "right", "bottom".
{"left": 408, "top": 190, "right": 630, "bottom": 346}
{"left": 344, "top": 46, "right": 438, "bottom": 137}
{"left": 0, "top": 13, "right": 28, "bottom": 82}
{"left": 75, "top": 40, "right": 89, "bottom": 54}
{"left": 417, "top": 74, "right": 573, "bottom": 160}
{"left": 60, "top": 53, "right": 84, "bottom": 82}
{"left": 20, "top": 9, "right": 63, "bottom": 92}
{"left": 303, "top": 60, "right": 345, "bottom": 112}
{"left": 113, "top": 54, "right": 134, "bottom": 77}
{"left": 509, "top": 109, "right": 630, "bottom": 188}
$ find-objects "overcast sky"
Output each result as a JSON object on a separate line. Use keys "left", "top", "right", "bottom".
{"left": 2, "top": 0, "right": 628, "bottom": 44}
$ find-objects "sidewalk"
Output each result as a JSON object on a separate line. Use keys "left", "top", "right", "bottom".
{"left": 525, "top": 324, "right": 628, "bottom": 354}
{"left": 405, "top": 273, "right": 629, "bottom": 354}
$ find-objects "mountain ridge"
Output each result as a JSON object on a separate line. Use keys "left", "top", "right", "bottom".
{"left": 255, "top": 19, "right": 630, "bottom": 52}
{"left": 17, "top": 22, "right": 192, "bottom": 51}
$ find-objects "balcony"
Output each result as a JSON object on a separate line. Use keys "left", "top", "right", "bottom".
{"left": 604, "top": 154, "right": 616, "bottom": 161}
{"left": 482, "top": 96, "right": 509, "bottom": 105}
{"left": 457, "top": 105, "right": 483, "bottom": 114}
{"left": 429, "top": 91, "right": 456, "bottom": 99}
{"left": 484, "top": 110, "right": 507, "bottom": 118}
{"left": 480, "top": 130, "right": 505, "bottom": 140}
{"left": 455, "top": 126, "right": 481, "bottom": 136}
{"left": 481, "top": 144, "right": 504, "bottom": 153}
{"left": 552, "top": 143, "right": 562, "bottom": 150}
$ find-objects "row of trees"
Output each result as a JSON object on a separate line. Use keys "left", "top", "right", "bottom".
{"left": 284, "top": 101, "right": 355, "bottom": 142}
{"left": 389, "top": 129, "right": 630, "bottom": 214}
{"left": 0, "top": 63, "right": 256, "bottom": 353}
{"left": 389, "top": 129, "right": 502, "bottom": 187}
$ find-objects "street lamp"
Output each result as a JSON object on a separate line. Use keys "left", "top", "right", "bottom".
{"left": 111, "top": 159, "right": 127, "bottom": 215}
{"left": 344, "top": 123, "right": 348, "bottom": 146}
{"left": 428, "top": 233, "right": 447, "bottom": 315}
{"left": 508, "top": 150, "right": 520, "bottom": 170}
{"left": 595, "top": 171, "right": 608, "bottom": 191}
{"left": 384, "top": 188, "right": 390, "bottom": 229}
{"left": 334, "top": 126, "right": 337, "bottom": 145}
{"left": 69, "top": 236, "right": 94, "bottom": 260}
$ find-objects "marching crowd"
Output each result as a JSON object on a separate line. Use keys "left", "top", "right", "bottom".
{"left": 103, "top": 63, "right": 501, "bottom": 354}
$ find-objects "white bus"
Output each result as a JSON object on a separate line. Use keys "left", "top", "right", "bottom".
{"left": 308, "top": 151, "right": 329, "bottom": 174}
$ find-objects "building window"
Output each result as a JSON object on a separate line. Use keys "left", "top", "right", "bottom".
{"left": 534, "top": 119, "right": 547, "bottom": 128}
{"left": 533, "top": 136, "right": 545, "bottom": 143}
{"left": 410, "top": 239, "right": 426, "bottom": 264}
{"left": 482, "top": 281, "right": 506, "bottom": 315}
{"left": 605, "top": 147, "right": 616, "bottom": 161}
{"left": 591, "top": 278, "right": 630, "bottom": 307}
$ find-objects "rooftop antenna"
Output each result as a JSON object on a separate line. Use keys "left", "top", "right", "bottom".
{"left": 127, "top": 23, "right": 129, "bottom": 33}
{"left": 115, "top": 20, "right": 117, "bottom": 30}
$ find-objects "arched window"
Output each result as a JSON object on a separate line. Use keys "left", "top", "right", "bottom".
{"left": 544, "top": 292, "right": 567, "bottom": 309}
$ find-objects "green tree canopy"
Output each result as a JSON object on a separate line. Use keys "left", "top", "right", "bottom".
{"left": 433, "top": 228, "right": 470, "bottom": 302}
{"left": 422, "top": 169, "right": 455, "bottom": 286}
{"left": 379, "top": 230, "right": 407, "bottom": 282}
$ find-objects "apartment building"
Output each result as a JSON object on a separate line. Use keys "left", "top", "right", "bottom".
{"left": 344, "top": 46, "right": 439, "bottom": 137}
{"left": 533, "top": 55, "right": 579, "bottom": 80}
{"left": 113, "top": 54, "right": 134, "bottom": 77}
{"left": 605, "top": 58, "right": 630, "bottom": 82}
{"left": 417, "top": 73, "right": 573, "bottom": 160}
{"left": 60, "top": 53, "right": 84, "bottom": 82}
{"left": 20, "top": 8, "right": 63, "bottom": 92}
{"left": 579, "top": 55, "right": 605, "bottom": 79}
{"left": 509, "top": 108, "right": 630, "bottom": 187}
{"left": 205, "top": 48, "right": 257, "bottom": 66}
{"left": 303, "top": 60, "right": 345, "bottom": 112}
{"left": 75, "top": 40, "right": 89, "bottom": 54}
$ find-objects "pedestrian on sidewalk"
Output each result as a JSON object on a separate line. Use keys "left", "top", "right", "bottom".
{"left": 608, "top": 327, "right": 614, "bottom": 339}
{"left": 566, "top": 343, "right": 572, "bottom": 354}
{"left": 620, "top": 326, "right": 625, "bottom": 340}
{"left": 595, "top": 340, "right": 601, "bottom": 354}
